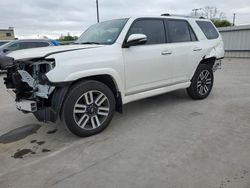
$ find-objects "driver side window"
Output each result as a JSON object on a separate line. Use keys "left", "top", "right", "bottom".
{"left": 127, "top": 19, "right": 166, "bottom": 45}
{"left": 7, "top": 43, "right": 20, "bottom": 51}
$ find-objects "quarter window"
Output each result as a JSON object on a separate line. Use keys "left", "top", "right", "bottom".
{"left": 167, "top": 20, "right": 196, "bottom": 43}
{"left": 127, "top": 19, "right": 166, "bottom": 45}
{"left": 196, "top": 21, "right": 219, "bottom": 39}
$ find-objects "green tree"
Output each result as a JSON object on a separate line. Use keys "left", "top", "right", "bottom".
{"left": 190, "top": 6, "right": 233, "bottom": 28}
{"left": 212, "top": 19, "right": 233, "bottom": 27}
{"left": 59, "top": 32, "right": 78, "bottom": 41}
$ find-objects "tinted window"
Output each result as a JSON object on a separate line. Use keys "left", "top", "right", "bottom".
{"left": 0, "top": 41, "right": 8, "bottom": 46}
{"left": 128, "top": 19, "right": 166, "bottom": 45}
{"left": 33, "top": 42, "right": 50, "bottom": 47}
{"left": 19, "top": 42, "right": 32, "bottom": 50}
{"left": 7, "top": 43, "right": 20, "bottom": 51}
{"left": 7, "top": 42, "right": 35, "bottom": 51}
{"left": 167, "top": 20, "right": 196, "bottom": 43}
{"left": 196, "top": 21, "right": 219, "bottom": 39}
{"left": 36, "top": 42, "right": 49, "bottom": 47}
{"left": 189, "top": 27, "right": 197, "bottom": 41}
{"left": 8, "top": 42, "right": 50, "bottom": 51}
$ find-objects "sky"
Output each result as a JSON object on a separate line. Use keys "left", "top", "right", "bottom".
{"left": 0, "top": 0, "right": 250, "bottom": 39}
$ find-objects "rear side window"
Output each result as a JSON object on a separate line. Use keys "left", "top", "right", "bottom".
{"left": 196, "top": 21, "right": 219, "bottom": 39}
{"left": 128, "top": 19, "right": 166, "bottom": 45}
{"left": 19, "top": 42, "right": 31, "bottom": 49}
{"left": 7, "top": 43, "right": 20, "bottom": 51}
{"left": 167, "top": 20, "right": 197, "bottom": 43}
{"left": 8, "top": 42, "right": 29, "bottom": 50}
{"left": 34, "top": 42, "right": 50, "bottom": 47}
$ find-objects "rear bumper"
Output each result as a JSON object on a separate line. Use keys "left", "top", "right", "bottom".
{"left": 213, "top": 58, "right": 223, "bottom": 72}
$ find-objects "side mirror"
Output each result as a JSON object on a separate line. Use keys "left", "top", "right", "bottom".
{"left": 3, "top": 49, "right": 9, "bottom": 53}
{"left": 124, "top": 34, "right": 147, "bottom": 47}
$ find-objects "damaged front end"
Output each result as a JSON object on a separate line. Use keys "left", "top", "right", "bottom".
{"left": 0, "top": 55, "right": 68, "bottom": 122}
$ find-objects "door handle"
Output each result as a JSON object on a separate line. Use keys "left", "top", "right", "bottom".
{"left": 161, "top": 50, "right": 172, "bottom": 55}
{"left": 193, "top": 47, "right": 202, "bottom": 51}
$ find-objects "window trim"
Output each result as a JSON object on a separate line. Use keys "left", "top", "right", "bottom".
{"left": 122, "top": 17, "right": 168, "bottom": 48}
{"left": 165, "top": 18, "right": 199, "bottom": 43}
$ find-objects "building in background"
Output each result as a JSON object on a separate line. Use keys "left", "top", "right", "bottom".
{"left": 0, "top": 27, "right": 15, "bottom": 40}
{"left": 219, "top": 25, "right": 250, "bottom": 58}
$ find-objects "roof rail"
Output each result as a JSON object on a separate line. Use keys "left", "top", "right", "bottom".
{"left": 161, "top": 13, "right": 205, "bottom": 19}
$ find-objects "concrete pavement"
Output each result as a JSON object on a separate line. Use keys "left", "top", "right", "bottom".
{"left": 0, "top": 58, "right": 249, "bottom": 188}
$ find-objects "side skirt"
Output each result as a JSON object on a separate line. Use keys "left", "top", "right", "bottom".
{"left": 123, "top": 81, "right": 191, "bottom": 104}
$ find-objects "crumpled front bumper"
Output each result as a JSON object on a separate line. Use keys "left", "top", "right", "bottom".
{"left": 0, "top": 55, "right": 69, "bottom": 122}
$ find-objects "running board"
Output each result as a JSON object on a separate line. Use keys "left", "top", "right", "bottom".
{"left": 123, "top": 81, "right": 191, "bottom": 104}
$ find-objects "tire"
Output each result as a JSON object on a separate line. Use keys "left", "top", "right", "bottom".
{"left": 62, "top": 80, "right": 115, "bottom": 137}
{"left": 187, "top": 64, "right": 214, "bottom": 100}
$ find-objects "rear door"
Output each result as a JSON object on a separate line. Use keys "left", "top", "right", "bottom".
{"left": 165, "top": 19, "right": 201, "bottom": 83}
{"left": 122, "top": 18, "right": 173, "bottom": 95}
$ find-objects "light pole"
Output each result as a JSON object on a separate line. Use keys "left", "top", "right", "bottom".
{"left": 96, "top": 0, "right": 100, "bottom": 23}
{"left": 233, "top": 13, "right": 236, "bottom": 26}
{"left": 192, "top": 8, "right": 202, "bottom": 16}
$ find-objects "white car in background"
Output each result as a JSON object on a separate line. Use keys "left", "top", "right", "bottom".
{"left": 0, "top": 15, "right": 224, "bottom": 137}
{"left": 0, "top": 39, "right": 58, "bottom": 56}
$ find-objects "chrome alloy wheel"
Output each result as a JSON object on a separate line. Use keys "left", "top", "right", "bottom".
{"left": 73, "top": 90, "right": 110, "bottom": 130}
{"left": 197, "top": 70, "right": 212, "bottom": 95}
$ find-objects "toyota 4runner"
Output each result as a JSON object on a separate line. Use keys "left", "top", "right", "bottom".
{"left": 0, "top": 15, "right": 224, "bottom": 137}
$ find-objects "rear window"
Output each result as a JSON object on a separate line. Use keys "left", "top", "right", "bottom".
{"left": 167, "top": 20, "right": 197, "bottom": 43}
{"left": 196, "top": 21, "right": 219, "bottom": 39}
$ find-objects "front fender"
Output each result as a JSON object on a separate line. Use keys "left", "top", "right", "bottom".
{"left": 47, "top": 68, "right": 124, "bottom": 95}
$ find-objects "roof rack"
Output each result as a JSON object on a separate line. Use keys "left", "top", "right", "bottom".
{"left": 161, "top": 13, "right": 205, "bottom": 19}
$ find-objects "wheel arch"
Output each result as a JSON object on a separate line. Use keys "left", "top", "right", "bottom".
{"left": 71, "top": 74, "right": 123, "bottom": 113}
{"left": 189, "top": 56, "right": 216, "bottom": 83}
{"left": 199, "top": 56, "right": 216, "bottom": 69}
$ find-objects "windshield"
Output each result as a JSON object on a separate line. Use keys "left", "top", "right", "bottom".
{"left": 76, "top": 18, "right": 128, "bottom": 45}
{"left": 0, "top": 41, "right": 9, "bottom": 46}
{"left": 0, "top": 41, "right": 13, "bottom": 49}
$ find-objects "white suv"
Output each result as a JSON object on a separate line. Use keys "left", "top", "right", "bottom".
{"left": 0, "top": 15, "right": 224, "bottom": 137}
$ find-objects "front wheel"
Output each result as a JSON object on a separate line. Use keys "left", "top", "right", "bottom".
{"left": 187, "top": 64, "right": 214, "bottom": 100}
{"left": 62, "top": 80, "right": 115, "bottom": 137}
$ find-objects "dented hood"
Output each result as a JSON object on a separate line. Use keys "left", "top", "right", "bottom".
{"left": 6, "top": 44, "right": 104, "bottom": 60}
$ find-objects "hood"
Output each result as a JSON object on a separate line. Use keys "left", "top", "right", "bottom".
{"left": 7, "top": 44, "right": 104, "bottom": 60}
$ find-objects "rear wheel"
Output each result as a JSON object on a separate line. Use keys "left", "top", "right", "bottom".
{"left": 62, "top": 80, "right": 115, "bottom": 137}
{"left": 187, "top": 64, "right": 214, "bottom": 99}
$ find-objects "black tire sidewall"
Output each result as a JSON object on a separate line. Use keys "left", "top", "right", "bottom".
{"left": 62, "top": 80, "right": 115, "bottom": 137}
{"left": 187, "top": 64, "right": 214, "bottom": 99}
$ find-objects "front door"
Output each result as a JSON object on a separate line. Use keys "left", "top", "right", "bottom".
{"left": 122, "top": 18, "right": 173, "bottom": 95}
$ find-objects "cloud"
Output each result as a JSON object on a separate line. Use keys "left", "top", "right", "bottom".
{"left": 0, "top": 0, "right": 249, "bottom": 39}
